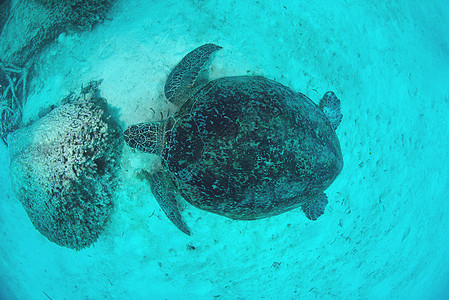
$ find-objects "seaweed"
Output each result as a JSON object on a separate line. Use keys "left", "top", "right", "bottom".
{"left": 0, "top": 61, "right": 28, "bottom": 145}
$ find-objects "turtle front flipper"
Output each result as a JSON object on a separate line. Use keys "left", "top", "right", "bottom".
{"left": 148, "top": 170, "right": 191, "bottom": 235}
{"left": 319, "top": 91, "right": 342, "bottom": 130}
{"left": 301, "top": 193, "right": 328, "bottom": 221}
{"left": 164, "top": 43, "right": 222, "bottom": 106}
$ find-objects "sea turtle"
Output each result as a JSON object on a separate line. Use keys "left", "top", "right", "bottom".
{"left": 124, "top": 44, "right": 343, "bottom": 235}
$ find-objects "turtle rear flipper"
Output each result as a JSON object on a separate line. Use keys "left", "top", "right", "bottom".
{"left": 319, "top": 91, "right": 342, "bottom": 130}
{"left": 149, "top": 170, "right": 191, "bottom": 235}
{"left": 301, "top": 193, "right": 328, "bottom": 221}
{"left": 165, "top": 43, "right": 222, "bottom": 106}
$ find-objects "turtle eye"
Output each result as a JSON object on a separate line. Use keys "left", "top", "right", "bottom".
{"left": 129, "top": 125, "right": 140, "bottom": 134}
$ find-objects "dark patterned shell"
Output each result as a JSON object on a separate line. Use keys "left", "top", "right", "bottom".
{"left": 163, "top": 76, "right": 343, "bottom": 220}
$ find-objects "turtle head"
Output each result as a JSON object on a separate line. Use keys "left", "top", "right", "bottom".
{"left": 124, "top": 122, "right": 163, "bottom": 154}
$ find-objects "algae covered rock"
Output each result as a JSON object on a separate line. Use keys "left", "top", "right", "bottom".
{"left": 8, "top": 82, "right": 122, "bottom": 250}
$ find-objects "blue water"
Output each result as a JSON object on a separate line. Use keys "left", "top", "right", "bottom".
{"left": 1, "top": 0, "right": 449, "bottom": 299}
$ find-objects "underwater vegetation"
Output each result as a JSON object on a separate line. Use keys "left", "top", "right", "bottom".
{"left": 0, "top": 0, "right": 117, "bottom": 144}
{"left": 0, "top": 62, "right": 28, "bottom": 145}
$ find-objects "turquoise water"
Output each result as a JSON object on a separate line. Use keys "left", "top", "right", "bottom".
{"left": 1, "top": 0, "right": 449, "bottom": 299}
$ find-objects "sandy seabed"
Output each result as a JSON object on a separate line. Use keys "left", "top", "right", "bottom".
{"left": 1, "top": 0, "right": 449, "bottom": 299}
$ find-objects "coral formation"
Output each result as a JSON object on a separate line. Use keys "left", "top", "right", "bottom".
{"left": 8, "top": 82, "right": 122, "bottom": 250}
{"left": 37, "top": 0, "right": 116, "bottom": 31}
{"left": 0, "top": 0, "right": 116, "bottom": 66}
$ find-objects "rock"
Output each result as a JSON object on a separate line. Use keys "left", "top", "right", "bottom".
{"left": 8, "top": 83, "right": 122, "bottom": 249}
